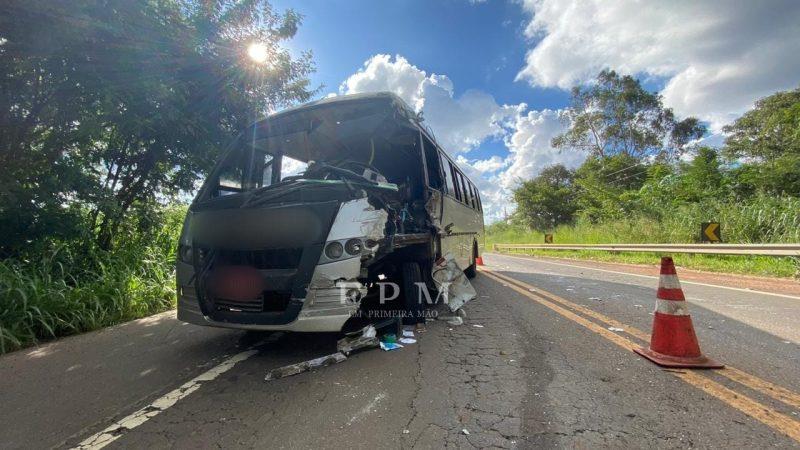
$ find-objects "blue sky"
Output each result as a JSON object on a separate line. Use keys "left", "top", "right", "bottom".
{"left": 268, "top": 0, "right": 800, "bottom": 222}
{"left": 273, "top": 0, "right": 568, "bottom": 108}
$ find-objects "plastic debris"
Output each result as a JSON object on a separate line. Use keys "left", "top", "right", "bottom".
{"left": 607, "top": 327, "right": 625, "bottom": 332}
{"left": 472, "top": 324, "right": 484, "bottom": 328}
{"left": 402, "top": 328, "right": 415, "bottom": 338}
{"left": 446, "top": 316, "right": 463, "bottom": 326}
{"left": 380, "top": 341, "right": 403, "bottom": 351}
{"left": 265, "top": 353, "right": 347, "bottom": 381}
{"left": 462, "top": 429, "right": 470, "bottom": 435}
{"left": 431, "top": 253, "right": 477, "bottom": 311}
{"left": 337, "top": 325, "right": 379, "bottom": 355}
{"left": 399, "top": 337, "right": 416, "bottom": 344}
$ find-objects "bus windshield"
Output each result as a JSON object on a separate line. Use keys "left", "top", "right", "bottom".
{"left": 208, "top": 140, "right": 308, "bottom": 198}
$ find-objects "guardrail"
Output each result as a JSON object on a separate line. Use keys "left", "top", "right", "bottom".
{"left": 492, "top": 243, "right": 800, "bottom": 257}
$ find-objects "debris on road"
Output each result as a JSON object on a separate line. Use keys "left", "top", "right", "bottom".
{"left": 472, "top": 324, "right": 484, "bottom": 328}
{"left": 608, "top": 327, "right": 625, "bottom": 332}
{"left": 337, "top": 325, "right": 379, "bottom": 356}
{"left": 462, "top": 428, "right": 470, "bottom": 435}
{"left": 444, "top": 316, "right": 464, "bottom": 326}
{"left": 380, "top": 341, "right": 403, "bottom": 351}
{"left": 265, "top": 353, "right": 347, "bottom": 381}
{"left": 432, "top": 253, "right": 477, "bottom": 311}
{"left": 399, "top": 337, "right": 417, "bottom": 344}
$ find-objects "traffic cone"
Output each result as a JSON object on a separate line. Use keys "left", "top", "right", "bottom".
{"left": 634, "top": 257, "right": 723, "bottom": 369}
{"left": 476, "top": 256, "right": 484, "bottom": 266}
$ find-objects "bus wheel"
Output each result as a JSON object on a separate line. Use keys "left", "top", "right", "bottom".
{"left": 401, "top": 261, "right": 425, "bottom": 325}
{"left": 464, "top": 242, "right": 477, "bottom": 279}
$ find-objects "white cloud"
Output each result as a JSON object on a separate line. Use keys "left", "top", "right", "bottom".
{"left": 339, "top": 54, "right": 588, "bottom": 223}
{"left": 516, "top": 0, "right": 800, "bottom": 129}
{"left": 469, "top": 155, "right": 508, "bottom": 174}
{"left": 500, "top": 109, "right": 585, "bottom": 191}
{"left": 340, "top": 54, "right": 523, "bottom": 153}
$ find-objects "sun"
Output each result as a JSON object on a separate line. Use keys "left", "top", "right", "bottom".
{"left": 247, "top": 42, "right": 269, "bottom": 64}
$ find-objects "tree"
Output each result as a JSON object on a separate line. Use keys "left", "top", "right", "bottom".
{"left": 723, "top": 87, "right": 800, "bottom": 163}
{"left": 0, "top": 0, "right": 316, "bottom": 253}
{"left": 573, "top": 154, "right": 647, "bottom": 222}
{"left": 723, "top": 87, "right": 800, "bottom": 197}
{"left": 677, "top": 147, "right": 726, "bottom": 202}
{"left": 513, "top": 165, "right": 577, "bottom": 231}
{"left": 552, "top": 70, "right": 705, "bottom": 160}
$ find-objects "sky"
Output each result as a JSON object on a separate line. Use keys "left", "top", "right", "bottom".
{"left": 269, "top": 0, "right": 800, "bottom": 223}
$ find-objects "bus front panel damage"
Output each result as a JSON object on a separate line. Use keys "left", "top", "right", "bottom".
{"left": 176, "top": 93, "right": 477, "bottom": 333}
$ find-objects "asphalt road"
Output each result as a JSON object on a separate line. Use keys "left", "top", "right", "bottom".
{"left": 1, "top": 253, "right": 799, "bottom": 448}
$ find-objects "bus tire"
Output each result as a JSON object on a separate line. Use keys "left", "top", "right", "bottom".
{"left": 464, "top": 242, "right": 477, "bottom": 279}
{"left": 402, "top": 261, "right": 425, "bottom": 324}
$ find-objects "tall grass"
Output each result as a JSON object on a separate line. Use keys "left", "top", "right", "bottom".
{"left": 487, "top": 195, "right": 800, "bottom": 278}
{"left": 0, "top": 207, "right": 185, "bottom": 354}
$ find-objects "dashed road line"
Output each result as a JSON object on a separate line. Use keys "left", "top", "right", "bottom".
{"left": 71, "top": 336, "right": 273, "bottom": 450}
{"left": 481, "top": 268, "right": 800, "bottom": 443}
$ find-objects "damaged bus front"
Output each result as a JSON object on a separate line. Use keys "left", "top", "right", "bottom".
{"left": 176, "top": 92, "right": 484, "bottom": 332}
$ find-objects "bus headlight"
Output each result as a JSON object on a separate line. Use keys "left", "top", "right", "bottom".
{"left": 344, "top": 238, "right": 363, "bottom": 255}
{"left": 324, "top": 241, "right": 344, "bottom": 259}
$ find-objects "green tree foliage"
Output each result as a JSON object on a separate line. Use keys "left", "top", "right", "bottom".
{"left": 513, "top": 164, "right": 577, "bottom": 231}
{"left": 552, "top": 70, "right": 706, "bottom": 160}
{"left": 724, "top": 87, "right": 800, "bottom": 162}
{"left": 572, "top": 154, "right": 647, "bottom": 222}
{"left": 723, "top": 87, "right": 800, "bottom": 197}
{"left": 0, "top": 0, "right": 315, "bottom": 253}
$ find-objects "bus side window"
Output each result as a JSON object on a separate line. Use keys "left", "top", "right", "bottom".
{"left": 467, "top": 182, "right": 477, "bottom": 209}
{"left": 474, "top": 184, "right": 482, "bottom": 211}
{"left": 457, "top": 171, "right": 470, "bottom": 206}
{"left": 440, "top": 153, "right": 455, "bottom": 195}
{"left": 421, "top": 136, "right": 443, "bottom": 190}
{"left": 449, "top": 162, "right": 463, "bottom": 201}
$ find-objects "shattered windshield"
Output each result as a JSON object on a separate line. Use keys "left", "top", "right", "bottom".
{"left": 207, "top": 140, "right": 308, "bottom": 198}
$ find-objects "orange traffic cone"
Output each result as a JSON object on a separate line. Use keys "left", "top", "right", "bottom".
{"left": 634, "top": 257, "right": 723, "bottom": 369}
{"left": 476, "top": 256, "right": 484, "bottom": 266}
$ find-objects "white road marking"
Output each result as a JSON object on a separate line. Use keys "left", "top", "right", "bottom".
{"left": 490, "top": 253, "right": 800, "bottom": 300}
{"left": 347, "top": 392, "right": 387, "bottom": 426}
{"left": 73, "top": 349, "right": 259, "bottom": 449}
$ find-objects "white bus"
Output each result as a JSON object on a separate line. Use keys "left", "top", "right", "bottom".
{"left": 176, "top": 92, "right": 484, "bottom": 332}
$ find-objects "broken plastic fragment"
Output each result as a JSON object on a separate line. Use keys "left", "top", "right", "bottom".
{"left": 264, "top": 353, "right": 347, "bottom": 381}
{"left": 446, "top": 316, "right": 463, "bottom": 326}
{"left": 399, "top": 337, "right": 416, "bottom": 344}
{"left": 431, "top": 253, "right": 477, "bottom": 312}
{"left": 337, "top": 325, "right": 380, "bottom": 355}
{"left": 379, "top": 341, "right": 403, "bottom": 351}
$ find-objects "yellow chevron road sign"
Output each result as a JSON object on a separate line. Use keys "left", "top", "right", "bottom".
{"left": 701, "top": 222, "right": 721, "bottom": 243}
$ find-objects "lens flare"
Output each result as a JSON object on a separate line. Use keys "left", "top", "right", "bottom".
{"left": 247, "top": 42, "right": 269, "bottom": 63}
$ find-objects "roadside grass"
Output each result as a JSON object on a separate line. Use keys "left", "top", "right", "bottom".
{"left": 0, "top": 208, "right": 184, "bottom": 355}
{"left": 485, "top": 216, "right": 800, "bottom": 279}
{"left": 491, "top": 248, "right": 798, "bottom": 279}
